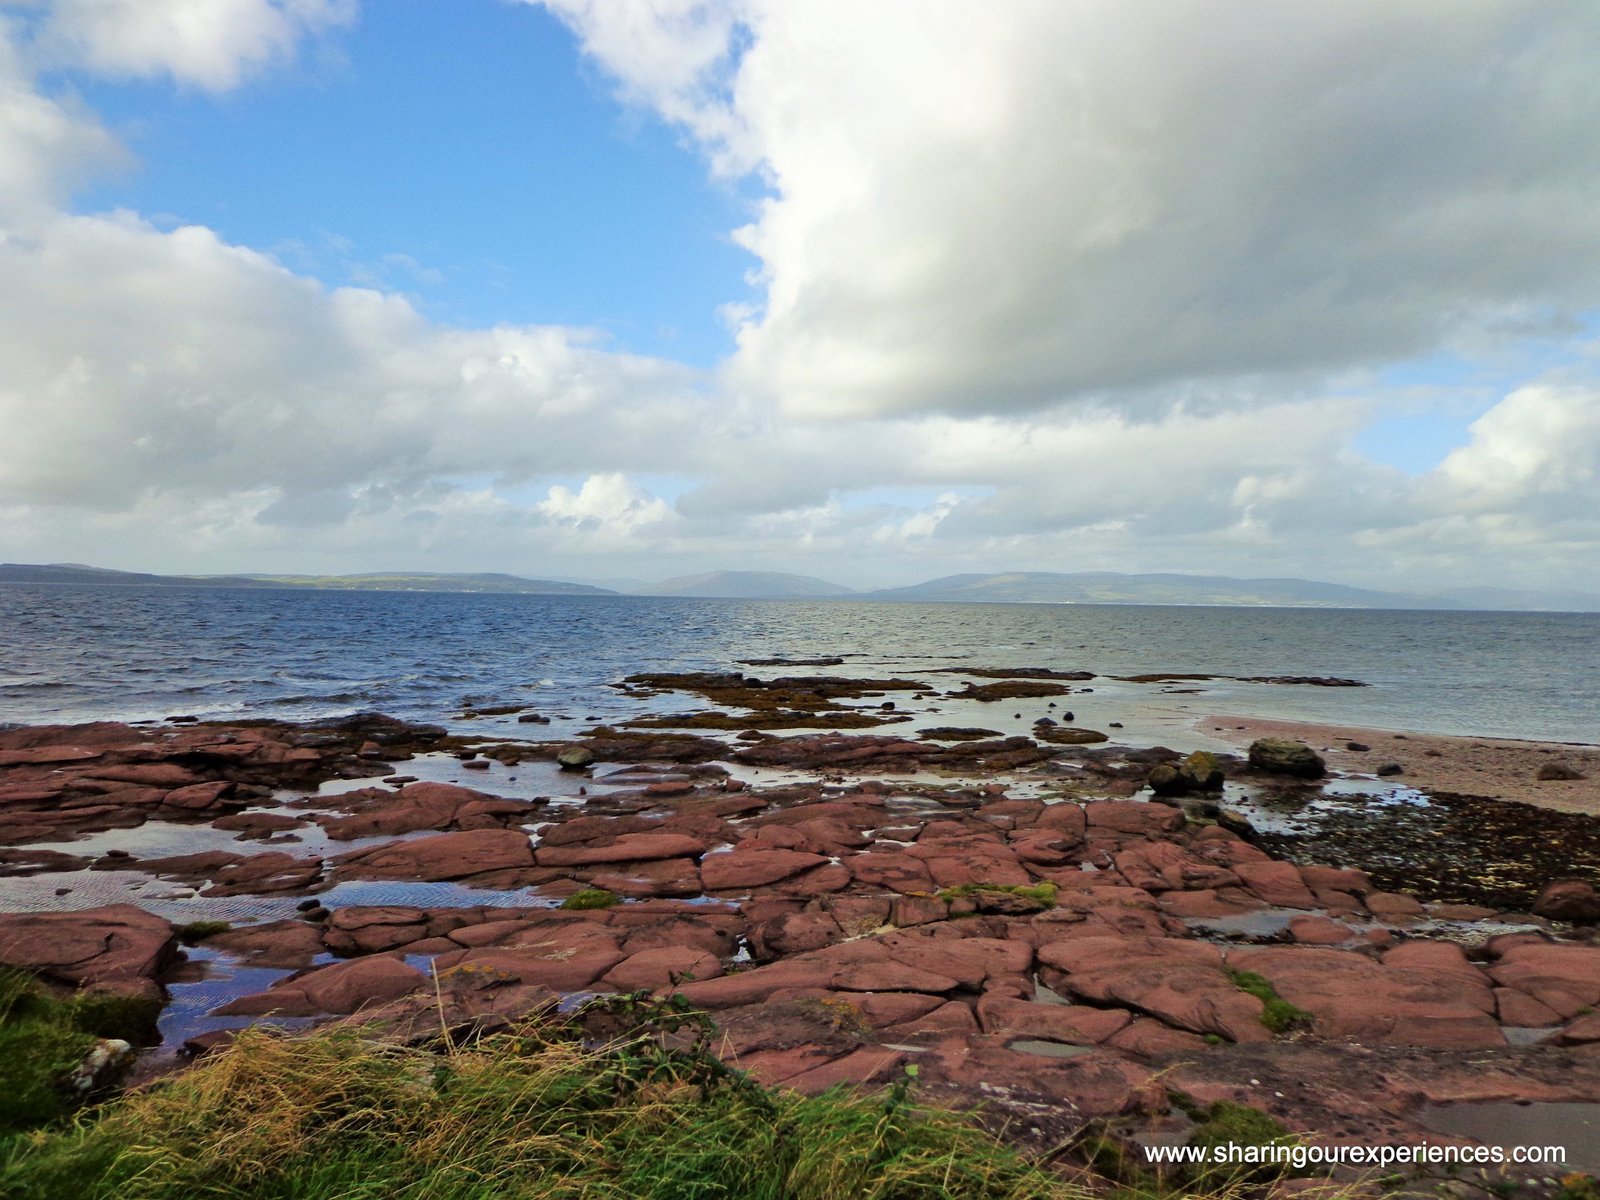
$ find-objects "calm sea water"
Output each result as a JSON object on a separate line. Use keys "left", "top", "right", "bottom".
{"left": 1, "top": 585, "right": 1596, "bottom": 744}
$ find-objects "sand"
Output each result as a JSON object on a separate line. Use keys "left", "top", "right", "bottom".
{"left": 1200, "top": 712, "right": 1600, "bottom": 816}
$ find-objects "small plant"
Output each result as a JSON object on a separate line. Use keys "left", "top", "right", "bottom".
{"left": 794, "top": 995, "right": 870, "bottom": 1034}
{"left": 176, "top": 920, "right": 232, "bottom": 945}
{"left": 1225, "top": 967, "right": 1312, "bottom": 1034}
{"left": 66, "top": 992, "right": 162, "bottom": 1045}
{"left": 1185, "top": 1100, "right": 1303, "bottom": 1185}
{"left": 1558, "top": 1173, "right": 1600, "bottom": 1200}
{"left": 560, "top": 887, "right": 620, "bottom": 910}
{"left": 937, "top": 881, "right": 1058, "bottom": 906}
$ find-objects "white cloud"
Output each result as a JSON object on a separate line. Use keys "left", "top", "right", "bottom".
{"left": 538, "top": 473, "right": 673, "bottom": 542}
{"left": 35, "top": 0, "right": 356, "bottom": 90}
{"left": 0, "top": 19, "right": 124, "bottom": 218}
{"left": 539, "top": 1, "right": 1600, "bottom": 419}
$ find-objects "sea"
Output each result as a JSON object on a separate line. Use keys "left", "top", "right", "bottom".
{"left": 2, "top": 584, "right": 1597, "bottom": 746}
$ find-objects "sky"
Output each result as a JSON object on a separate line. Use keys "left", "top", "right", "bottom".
{"left": 2, "top": 0, "right": 1599, "bottom": 593}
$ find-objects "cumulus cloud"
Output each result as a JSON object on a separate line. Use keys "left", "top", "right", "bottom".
{"left": 2, "top": 1, "right": 1599, "bottom": 594}
{"left": 33, "top": 0, "right": 356, "bottom": 90}
{"left": 0, "top": 209, "right": 709, "bottom": 512}
{"left": 0, "top": 21, "right": 124, "bottom": 218}
{"left": 539, "top": 1, "right": 1600, "bottom": 418}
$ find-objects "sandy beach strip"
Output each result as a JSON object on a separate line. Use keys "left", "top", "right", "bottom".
{"left": 1200, "top": 712, "right": 1600, "bottom": 815}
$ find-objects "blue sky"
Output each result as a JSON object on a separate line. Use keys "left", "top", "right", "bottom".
{"left": 66, "top": 0, "right": 756, "bottom": 365}
{"left": 2, "top": 1, "right": 1599, "bottom": 595}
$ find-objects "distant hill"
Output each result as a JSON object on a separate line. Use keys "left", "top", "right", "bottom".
{"left": 246, "top": 572, "right": 613, "bottom": 595}
{"left": 0, "top": 563, "right": 613, "bottom": 596}
{"left": 638, "top": 571, "right": 855, "bottom": 599}
{"left": 869, "top": 571, "right": 1458, "bottom": 610}
{"left": 0, "top": 563, "right": 286, "bottom": 589}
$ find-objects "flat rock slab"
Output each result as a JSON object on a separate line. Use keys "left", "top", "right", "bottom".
{"left": 0, "top": 902, "right": 176, "bottom": 986}
{"left": 333, "top": 829, "right": 535, "bottom": 882}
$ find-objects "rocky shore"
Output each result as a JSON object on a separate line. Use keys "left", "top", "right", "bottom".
{"left": 3, "top": 672, "right": 1599, "bottom": 1188}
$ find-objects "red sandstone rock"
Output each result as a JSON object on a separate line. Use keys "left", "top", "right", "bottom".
{"left": 1232, "top": 861, "right": 1318, "bottom": 909}
{"left": 1288, "top": 916, "right": 1356, "bottom": 945}
{"left": 1229, "top": 945, "right": 1502, "bottom": 1048}
{"left": 602, "top": 946, "right": 722, "bottom": 991}
{"left": 1040, "top": 937, "right": 1269, "bottom": 1044}
{"left": 535, "top": 832, "right": 707, "bottom": 867}
{"left": 846, "top": 851, "right": 935, "bottom": 893}
{"left": 334, "top": 829, "right": 535, "bottom": 883}
{"left": 751, "top": 911, "right": 843, "bottom": 959}
{"left": 588, "top": 858, "right": 703, "bottom": 898}
{"left": 1364, "top": 889, "right": 1425, "bottom": 917}
{"left": 1487, "top": 942, "right": 1600, "bottom": 1018}
{"left": 1084, "top": 800, "right": 1184, "bottom": 836}
{"left": 0, "top": 903, "right": 175, "bottom": 986}
{"left": 976, "top": 995, "right": 1132, "bottom": 1043}
{"left": 700, "top": 846, "right": 829, "bottom": 891}
{"left": 217, "top": 956, "right": 428, "bottom": 1017}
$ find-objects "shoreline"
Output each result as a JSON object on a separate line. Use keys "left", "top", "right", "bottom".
{"left": 3, "top": 686, "right": 1600, "bottom": 1189}
{"left": 1200, "top": 712, "right": 1600, "bottom": 815}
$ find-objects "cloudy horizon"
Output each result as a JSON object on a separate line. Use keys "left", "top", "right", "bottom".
{"left": 3, "top": 1, "right": 1599, "bottom": 594}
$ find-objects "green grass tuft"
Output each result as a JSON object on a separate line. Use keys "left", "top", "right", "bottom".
{"left": 937, "top": 881, "right": 1058, "bottom": 905}
{"left": 1184, "top": 1100, "right": 1302, "bottom": 1185}
{"left": 0, "top": 1015, "right": 1081, "bottom": 1200}
{"left": 1224, "top": 968, "right": 1312, "bottom": 1035}
{"left": 560, "top": 887, "right": 621, "bottom": 910}
{"left": 175, "top": 920, "right": 232, "bottom": 945}
{"left": 0, "top": 970, "right": 126, "bottom": 1135}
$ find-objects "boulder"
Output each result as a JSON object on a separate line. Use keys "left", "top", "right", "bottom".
{"left": 556, "top": 746, "right": 596, "bottom": 770}
{"left": 1536, "top": 762, "right": 1587, "bottom": 782}
{"left": 0, "top": 903, "right": 175, "bottom": 986}
{"left": 1247, "top": 738, "right": 1326, "bottom": 779}
{"left": 1531, "top": 880, "right": 1600, "bottom": 925}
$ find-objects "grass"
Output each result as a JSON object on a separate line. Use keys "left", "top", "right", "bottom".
{"left": 0, "top": 1001, "right": 1082, "bottom": 1200}
{"left": 1223, "top": 968, "right": 1312, "bottom": 1035}
{"left": 0, "top": 970, "right": 157, "bottom": 1135}
{"left": 937, "top": 882, "right": 1058, "bottom": 907}
{"left": 175, "top": 919, "right": 233, "bottom": 945}
{"left": 560, "top": 887, "right": 621, "bottom": 910}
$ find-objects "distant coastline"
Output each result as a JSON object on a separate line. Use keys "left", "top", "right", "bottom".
{"left": 5, "top": 561, "right": 1599, "bottom": 612}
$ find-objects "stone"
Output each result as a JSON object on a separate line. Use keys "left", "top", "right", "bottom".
{"left": 217, "top": 956, "right": 429, "bottom": 1016}
{"left": 0, "top": 903, "right": 175, "bottom": 986}
{"left": 700, "top": 846, "right": 829, "bottom": 891}
{"left": 1038, "top": 936, "right": 1269, "bottom": 1044}
{"left": 1288, "top": 916, "right": 1354, "bottom": 945}
{"left": 602, "top": 947, "right": 722, "bottom": 991}
{"left": 976, "top": 995, "right": 1132, "bottom": 1044}
{"left": 1365, "top": 890, "right": 1425, "bottom": 917}
{"left": 1536, "top": 762, "right": 1586, "bottom": 781}
{"left": 1247, "top": 738, "right": 1326, "bottom": 779}
{"left": 588, "top": 858, "right": 703, "bottom": 899}
{"left": 534, "top": 833, "right": 707, "bottom": 868}
{"left": 1531, "top": 879, "right": 1600, "bottom": 924}
{"left": 556, "top": 746, "right": 596, "bottom": 770}
{"left": 335, "top": 829, "right": 535, "bottom": 882}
